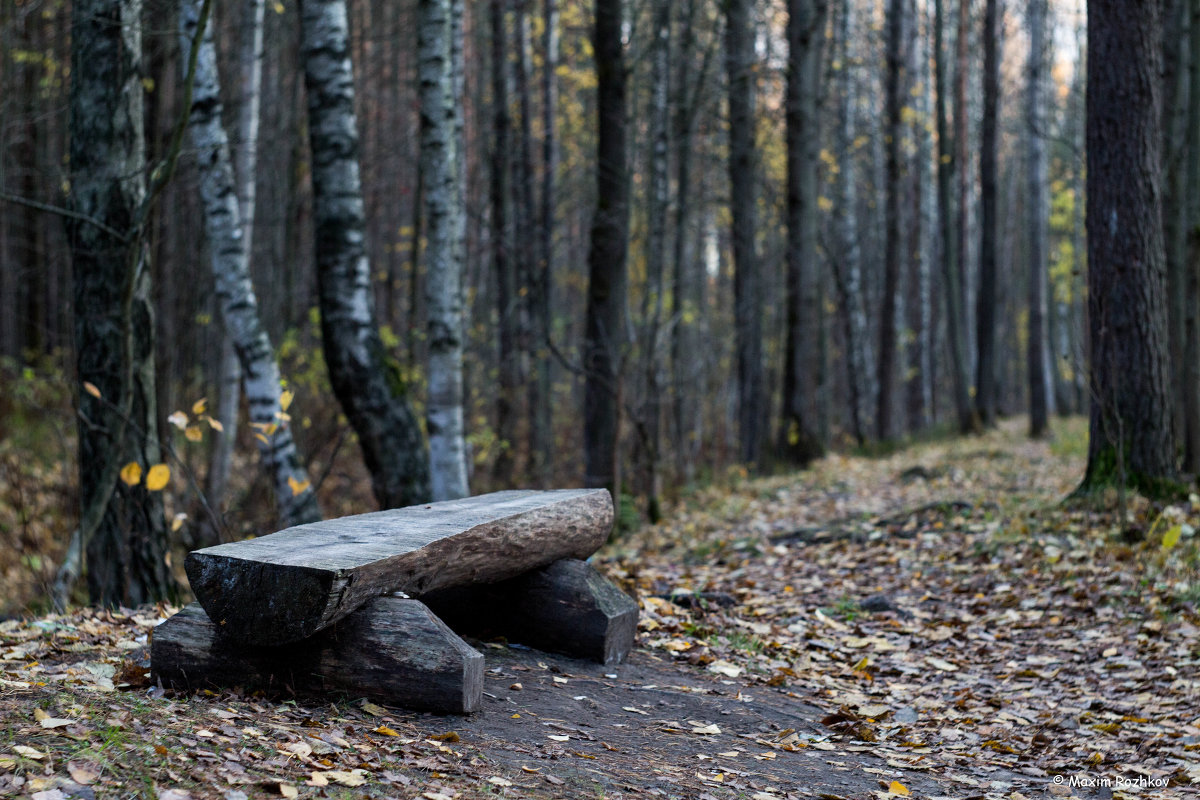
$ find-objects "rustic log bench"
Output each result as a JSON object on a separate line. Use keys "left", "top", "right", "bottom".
{"left": 151, "top": 489, "right": 638, "bottom": 713}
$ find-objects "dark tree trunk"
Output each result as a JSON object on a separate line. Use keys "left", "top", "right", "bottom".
{"left": 726, "top": 0, "right": 766, "bottom": 465}
{"left": 300, "top": 0, "right": 432, "bottom": 509}
{"left": 1027, "top": 0, "right": 1051, "bottom": 438}
{"left": 934, "top": 0, "right": 976, "bottom": 433}
{"left": 1081, "top": 0, "right": 1176, "bottom": 492}
{"left": 491, "top": 0, "right": 520, "bottom": 481}
{"left": 1183, "top": 0, "right": 1200, "bottom": 472}
{"left": 1162, "top": 0, "right": 1190, "bottom": 446}
{"left": 975, "top": 0, "right": 999, "bottom": 427}
{"left": 878, "top": 0, "right": 904, "bottom": 441}
{"left": 780, "top": 0, "right": 827, "bottom": 464}
{"left": 584, "top": 0, "right": 629, "bottom": 494}
{"left": 69, "top": 0, "right": 172, "bottom": 606}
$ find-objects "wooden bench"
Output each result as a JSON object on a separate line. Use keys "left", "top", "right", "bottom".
{"left": 151, "top": 489, "right": 638, "bottom": 713}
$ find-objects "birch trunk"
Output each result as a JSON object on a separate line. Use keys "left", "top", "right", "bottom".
{"left": 420, "top": 0, "right": 470, "bottom": 500}
{"left": 181, "top": 0, "right": 321, "bottom": 529}
{"left": 1026, "top": 0, "right": 1050, "bottom": 438}
{"left": 70, "top": 0, "right": 172, "bottom": 606}
{"left": 781, "top": 0, "right": 827, "bottom": 462}
{"left": 300, "top": 0, "right": 432, "bottom": 508}
{"left": 726, "top": 0, "right": 766, "bottom": 465}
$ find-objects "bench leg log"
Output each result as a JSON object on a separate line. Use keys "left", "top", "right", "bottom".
{"left": 152, "top": 598, "right": 483, "bottom": 713}
{"left": 420, "top": 559, "right": 638, "bottom": 665}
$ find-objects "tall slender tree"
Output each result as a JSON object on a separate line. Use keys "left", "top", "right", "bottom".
{"left": 584, "top": 0, "right": 629, "bottom": 495}
{"left": 1182, "top": 0, "right": 1200, "bottom": 471}
{"left": 300, "top": 0, "right": 432, "bottom": 508}
{"left": 781, "top": 0, "right": 827, "bottom": 463}
{"left": 878, "top": 0, "right": 904, "bottom": 441}
{"left": 1081, "top": 0, "right": 1175, "bottom": 492}
{"left": 181, "top": 0, "right": 321, "bottom": 530}
{"left": 420, "top": 0, "right": 470, "bottom": 500}
{"left": 1026, "top": 0, "right": 1050, "bottom": 437}
{"left": 726, "top": 0, "right": 766, "bottom": 464}
{"left": 975, "top": 0, "right": 999, "bottom": 427}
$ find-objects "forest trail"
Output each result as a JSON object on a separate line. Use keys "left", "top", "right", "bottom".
{"left": 1, "top": 417, "right": 1196, "bottom": 800}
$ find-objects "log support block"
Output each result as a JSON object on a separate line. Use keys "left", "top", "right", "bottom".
{"left": 420, "top": 559, "right": 638, "bottom": 665}
{"left": 151, "top": 598, "right": 483, "bottom": 714}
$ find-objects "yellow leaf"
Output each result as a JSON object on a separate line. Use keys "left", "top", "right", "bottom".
{"left": 1162, "top": 524, "right": 1182, "bottom": 550}
{"left": 145, "top": 464, "right": 170, "bottom": 491}
{"left": 171, "top": 513, "right": 188, "bottom": 532}
{"left": 889, "top": 781, "right": 910, "bottom": 796}
{"left": 184, "top": 426, "right": 204, "bottom": 442}
{"left": 280, "top": 389, "right": 295, "bottom": 412}
{"left": 205, "top": 416, "right": 224, "bottom": 432}
{"left": 120, "top": 462, "right": 142, "bottom": 486}
{"left": 374, "top": 726, "right": 399, "bottom": 736}
{"left": 273, "top": 0, "right": 284, "bottom": 12}
{"left": 254, "top": 433, "right": 270, "bottom": 445}
{"left": 83, "top": 382, "right": 102, "bottom": 399}
{"left": 288, "top": 476, "right": 311, "bottom": 496}
{"left": 167, "top": 411, "right": 188, "bottom": 430}
{"left": 191, "top": 397, "right": 207, "bottom": 415}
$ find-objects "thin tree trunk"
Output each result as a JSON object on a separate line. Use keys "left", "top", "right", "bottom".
{"left": 975, "top": 0, "right": 999, "bottom": 427}
{"left": 954, "top": 0, "right": 972, "bottom": 371}
{"left": 832, "top": 0, "right": 873, "bottom": 444}
{"left": 530, "top": 0, "right": 558, "bottom": 485}
{"left": 182, "top": 0, "right": 321, "bottom": 529}
{"left": 726, "top": 0, "right": 766, "bottom": 465}
{"left": 781, "top": 0, "right": 827, "bottom": 463}
{"left": 934, "top": 0, "right": 975, "bottom": 433}
{"left": 878, "top": 0, "right": 904, "bottom": 441}
{"left": 639, "top": 0, "right": 670, "bottom": 519}
{"left": 300, "top": 0, "right": 432, "bottom": 509}
{"left": 70, "top": 0, "right": 172, "bottom": 606}
{"left": 1163, "top": 0, "right": 1190, "bottom": 442}
{"left": 420, "top": 0, "right": 470, "bottom": 500}
{"left": 584, "top": 0, "right": 629, "bottom": 495}
{"left": 1081, "top": 0, "right": 1175, "bottom": 491}
{"left": 491, "top": 0, "right": 520, "bottom": 480}
{"left": 1027, "top": 0, "right": 1050, "bottom": 437}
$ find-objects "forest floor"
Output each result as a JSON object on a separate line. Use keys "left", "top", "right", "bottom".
{"left": 2, "top": 416, "right": 1199, "bottom": 800}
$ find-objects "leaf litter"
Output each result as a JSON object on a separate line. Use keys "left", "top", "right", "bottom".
{"left": 0, "top": 418, "right": 1196, "bottom": 798}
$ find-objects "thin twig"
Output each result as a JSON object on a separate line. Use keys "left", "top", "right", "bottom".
{"left": 0, "top": 191, "right": 129, "bottom": 242}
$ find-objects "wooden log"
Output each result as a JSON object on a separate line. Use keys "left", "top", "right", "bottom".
{"left": 186, "top": 489, "right": 613, "bottom": 645}
{"left": 151, "top": 598, "right": 484, "bottom": 713}
{"left": 420, "top": 559, "right": 638, "bottom": 665}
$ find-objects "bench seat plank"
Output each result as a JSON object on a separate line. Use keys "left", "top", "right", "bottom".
{"left": 185, "top": 489, "right": 613, "bottom": 645}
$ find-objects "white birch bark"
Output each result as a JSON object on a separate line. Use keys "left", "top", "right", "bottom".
{"left": 180, "top": 0, "right": 321, "bottom": 527}
{"left": 420, "top": 0, "right": 470, "bottom": 500}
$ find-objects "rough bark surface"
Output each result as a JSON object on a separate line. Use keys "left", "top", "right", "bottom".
{"left": 584, "top": 0, "right": 629, "bottom": 493}
{"left": 186, "top": 488, "right": 614, "bottom": 645}
{"left": 726, "top": 0, "right": 766, "bottom": 466}
{"left": 420, "top": 558, "right": 639, "bottom": 665}
{"left": 878, "top": 0, "right": 904, "bottom": 441}
{"left": 1083, "top": 0, "right": 1175, "bottom": 489}
{"left": 299, "top": 0, "right": 431, "bottom": 509}
{"left": 70, "top": 0, "right": 172, "bottom": 606}
{"left": 781, "top": 0, "right": 827, "bottom": 464}
{"left": 181, "top": 0, "right": 320, "bottom": 528}
{"left": 419, "top": 0, "right": 470, "bottom": 500}
{"left": 152, "top": 599, "right": 484, "bottom": 713}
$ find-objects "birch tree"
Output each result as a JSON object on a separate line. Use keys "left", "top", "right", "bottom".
{"left": 180, "top": 0, "right": 321, "bottom": 528}
{"left": 300, "top": 0, "right": 432, "bottom": 508}
{"left": 419, "top": 0, "right": 470, "bottom": 500}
